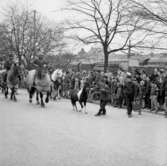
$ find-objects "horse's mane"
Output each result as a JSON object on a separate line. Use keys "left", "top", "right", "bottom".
{"left": 36, "top": 69, "right": 45, "bottom": 80}
{"left": 11, "top": 64, "right": 20, "bottom": 77}
{"left": 36, "top": 68, "right": 49, "bottom": 80}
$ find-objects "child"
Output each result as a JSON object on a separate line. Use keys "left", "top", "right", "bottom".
{"left": 115, "top": 82, "right": 124, "bottom": 108}
{"left": 150, "top": 82, "right": 158, "bottom": 112}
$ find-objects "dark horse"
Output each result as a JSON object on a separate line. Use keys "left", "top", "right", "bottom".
{"left": 26, "top": 68, "right": 51, "bottom": 107}
{"left": 70, "top": 81, "right": 89, "bottom": 113}
{"left": 0, "top": 69, "right": 7, "bottom": 94}
{"left": 5, "top": 63, "right": 21, "bottom": 101}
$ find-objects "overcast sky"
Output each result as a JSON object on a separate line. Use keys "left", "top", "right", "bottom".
{"left": 0, "top": 0, "right": 69, "bottom": 22}
{"left": 0, "top": 0, "right": 85, "bottom": 52}
{"left": 0, "top": 0, "right": 165, "bottom": 54}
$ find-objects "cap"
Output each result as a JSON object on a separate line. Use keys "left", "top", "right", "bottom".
{"left": 126, "top": 72, "right": 132, "bottom": 78}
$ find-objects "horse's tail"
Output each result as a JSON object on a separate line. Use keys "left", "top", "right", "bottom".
{"left": 70, "top": 89, "right": 78, "bottom": 106}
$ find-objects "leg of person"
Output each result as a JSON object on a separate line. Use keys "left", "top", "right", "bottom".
{"left": 164, "top": 96, "right": 167, "bottom": 117}
{"left": 126, "top": 97, "right": 132, "bottom": 117}
{"left": 138, "top": 98, "right": 142, "bottom": 115}
{"left": 119, "top": 97, "right": 123, "bottom": 108}
{"left": 152, "top": 95, "right": 157, "bottom": 112}
{"left": 126, "top": 97, "right": 130, "bottom": 116}
{"left": 101, "top": 100, "right": 107, "bottom": 115}
{"left": 129, "top": 99, "right": 133, "bottom": 117}
{"left": 150, "top": 96, "right": 153, "bottom": 111}
{"left": 154, "top": 96, "right": 158, "bottom": 113}
{"left": 95, "top": 100, "right": 103, "bottom": 116}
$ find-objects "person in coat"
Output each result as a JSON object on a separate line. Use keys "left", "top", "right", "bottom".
{"left": 123, "top": 73, "right": 135, "bottom": 117}
{"left": 95, "top": 77, "right": 110, "bottom": 116}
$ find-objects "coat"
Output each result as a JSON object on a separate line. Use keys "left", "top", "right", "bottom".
{"left": 124, "top": 79, "right": 135, "bottom": 101}
{"left": 99, "top": 82, "right": 110, "bottom": 101}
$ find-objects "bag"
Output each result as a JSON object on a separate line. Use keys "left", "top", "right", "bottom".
{"left": 133, "top": 98, "right": 141, "bottom": 111}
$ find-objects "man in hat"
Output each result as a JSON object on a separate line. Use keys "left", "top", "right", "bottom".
{"left": 95, "top": 76, "right": 110, "bottom": 116}
{"left": 124, "top": 72, "right": 135, "bottom": 117}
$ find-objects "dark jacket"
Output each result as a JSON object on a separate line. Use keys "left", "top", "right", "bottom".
{"left": 99, "top": 82, "right": 110, "bottom": 101}
{"left": 163, "top": 76, "right": 167, "bottom": 97}
{"left": 124, "top": 79, "right": 135, "bottom": 101}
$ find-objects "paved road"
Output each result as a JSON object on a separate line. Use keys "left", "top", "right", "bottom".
{"left": 0, "top": 90, "right": 167, "bottom": 166}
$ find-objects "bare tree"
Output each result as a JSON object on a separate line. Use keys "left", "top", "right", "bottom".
{"left": 129, "top": 0, "right": 167, "bottom": 50}
{"left": 66, "top": 0, "right": 147, "bottom": 72}
{"left": 0, "top": 24, "right": 13, "bottom": 59}
{"left": 2, "top": 3, "right": 65, "bottom": 68}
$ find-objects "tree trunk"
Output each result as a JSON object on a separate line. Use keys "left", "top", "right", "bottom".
{"left": 103, "top": 46, "right": 108, "bottom": 73}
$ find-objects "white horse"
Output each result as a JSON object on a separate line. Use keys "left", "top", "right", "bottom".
{"left": 25, "top": 68, "right": 52, "bottom": 107}
{"left": 50, "top": 69, "right": 64, "bottom": 100}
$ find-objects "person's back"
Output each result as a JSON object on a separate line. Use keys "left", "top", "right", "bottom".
{"left": 124, "top": 74, "right": 135, "bottom": 117}
{"left": 95, "top": 79, "right": 110, "bottom": 116}
{"left": 124, "top": 79, "right": 135, "bottom": 101}
{"left": 100, "top": 82, "right": 109, "bottom": 101}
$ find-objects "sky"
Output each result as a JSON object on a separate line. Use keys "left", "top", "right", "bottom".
{"left": 33, "top": 0, "right": 68, "bottom": 22}
{"left": 0, "top": 0, "right": 90, "bottom": 53}
{"left": 0, "top": 0, "right": 69, "bottom": 22}
{"left": 0, "top": 0, "right": 166, "bottom": 54}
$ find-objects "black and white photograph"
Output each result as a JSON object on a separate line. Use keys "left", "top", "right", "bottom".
{"left": 0, "top": 0, "right": 167, "bottom": 165}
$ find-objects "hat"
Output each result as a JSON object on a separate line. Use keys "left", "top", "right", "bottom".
{"left": 160, "top": 69, "right": 164, "bottom": 73}
{"left": 126, "top": 72, "right": 132, "bottom": 78}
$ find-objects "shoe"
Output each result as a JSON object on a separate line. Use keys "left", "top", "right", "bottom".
{"left": 95, "top": 113, "right": 101, "bottom": 116}
{"left": 128, "top": 114, "right": 132, "bottom": 118}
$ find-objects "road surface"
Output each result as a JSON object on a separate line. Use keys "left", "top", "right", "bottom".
{"left": 0, "top": 90, "right": 167, "bottom": 166}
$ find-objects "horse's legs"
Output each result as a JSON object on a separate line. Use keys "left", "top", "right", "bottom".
{"left": 5, "top": 87, "right": 8, "bottom": 99}
{"left": 29, "top": 87, "right": 36, "bottom": 103}
{"left": 75, "top": 104, "right": 78, "bottom": 111}
{"left": 79, "top": 101, "right": 83, "bottom": 112}
{"left": 10, "top": 88, "right": 14, "bottom": 100}
{"left": 40, "top": 92, "right": 45, "bottom": 107}
{"left": 57, "top": 87, "right": 61, "bottom": 99}
{"left": 50, "top": 85, "right": 53, "bottom": 100}
{"left": 29, "top": 91, "right": 32, "bottom": 103}
{"left": 36, "top": 91, "right": 40, "bottom": 105}
{"left": 84, "top": 101, "right": 87, "bottom": 114}
{"left": 13, "top": 87, "right": 17, "bottom": 101}
{"left": 45, "top": 91, "right": 50, "bottom": 103}
{"left": 73, "top": 103, "right": 78, "bottom": 111}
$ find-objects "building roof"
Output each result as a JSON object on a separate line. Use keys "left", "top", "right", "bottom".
{"left": 148, "top": 57, "right": 167, "bottom": 63}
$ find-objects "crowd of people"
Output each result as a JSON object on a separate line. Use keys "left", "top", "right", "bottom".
{"left": 55, "top": 68, "right": 167, "bottom": 117}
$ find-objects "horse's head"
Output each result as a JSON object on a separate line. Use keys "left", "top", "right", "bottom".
{"left": 11, "top": 64, "right": 21, "bottom": 78}
{"left": 36, "top": 68, "right": 47, "bottom": 80}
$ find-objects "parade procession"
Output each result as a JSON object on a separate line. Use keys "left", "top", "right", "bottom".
{"left": 1, "top": 59, "right": 167, "bottom": 118}
{"left": 0, "top": 0, "right": 167, "bottom": 166}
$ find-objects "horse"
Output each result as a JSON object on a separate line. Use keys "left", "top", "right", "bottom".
{"left": 5, "top": 64, "right": 21, "bottom": 101}
{"left": 0, "top": 69, "right": 7, "bottom": 93}
{"left": 70, "top": 78, "right": 90, "bottom": 113}
{"left": 25, "top": 68, "right": 51, "bottom": 107}
{"left": 50, "top": 69, "right": 64, "bottom": 100}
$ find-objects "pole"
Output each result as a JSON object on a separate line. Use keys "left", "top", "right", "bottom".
{"left": 128, "top": 40, "right": 131, "bottom": 72}
{"left": 33, "top": 10, "right": 36, "bottom": 61}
